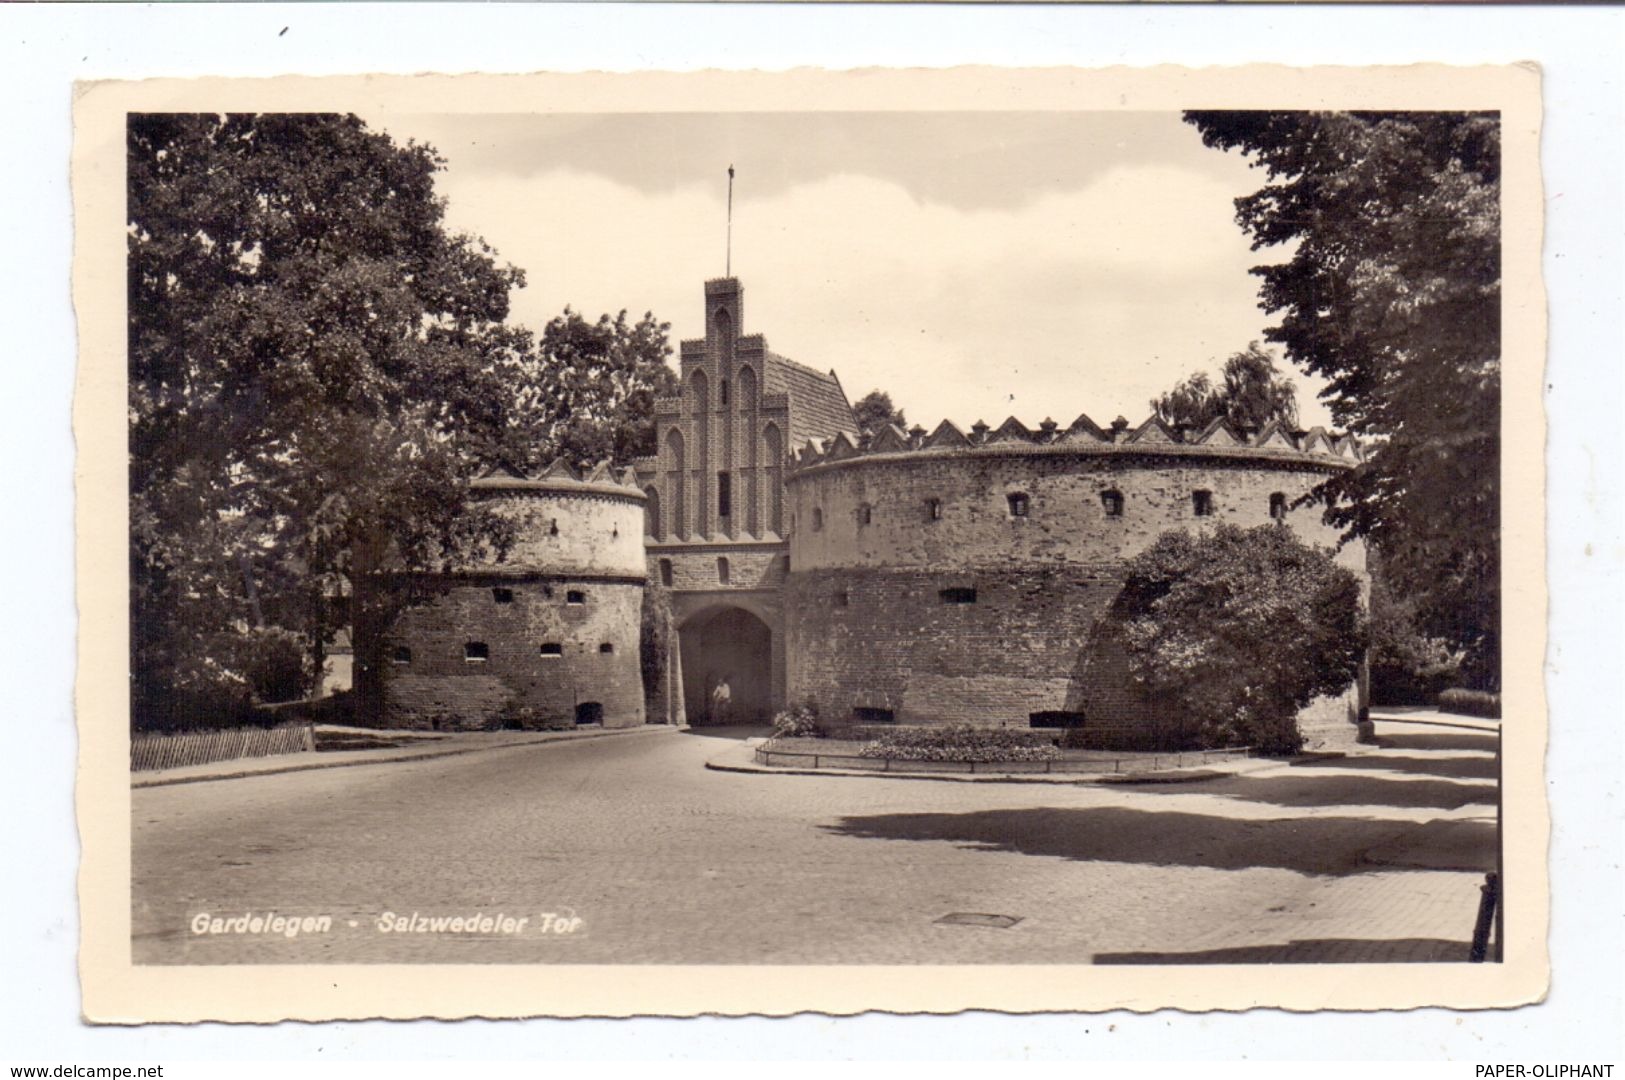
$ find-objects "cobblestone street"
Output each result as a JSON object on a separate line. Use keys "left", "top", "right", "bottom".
{"left": 132, "top": 721, "right": 1499, "bottom": 965}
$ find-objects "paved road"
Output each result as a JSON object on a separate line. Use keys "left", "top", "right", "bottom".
{"left": 132, "top": 724, "right": 1499, "bottom": 964}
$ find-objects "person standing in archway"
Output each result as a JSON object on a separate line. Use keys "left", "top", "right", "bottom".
{"left": 711, "top": 676, "right": 733, "bottom": 725}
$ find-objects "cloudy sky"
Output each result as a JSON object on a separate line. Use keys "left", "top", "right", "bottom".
{"left": 375, "top": 111, "right": 1332, "bottom": 431}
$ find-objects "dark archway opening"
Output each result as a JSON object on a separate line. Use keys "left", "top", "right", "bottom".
{"left": 575, "top": 701, "right": 604, "bottom": 726}
{"left": 679, "top": 606, "right": 772, "bottom": 724}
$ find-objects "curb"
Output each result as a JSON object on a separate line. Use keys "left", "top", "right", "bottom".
{"left": 133, "top": 724, "right": 675, "bottom": 789}
{"left": 703, "top": 748, "right": 1282, "bottom": 786}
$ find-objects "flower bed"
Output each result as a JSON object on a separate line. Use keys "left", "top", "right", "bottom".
{"left": 855, "top": 724, "right": 1062, "bottom": 763}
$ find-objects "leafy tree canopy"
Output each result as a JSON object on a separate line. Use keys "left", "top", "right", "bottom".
{"left": 486, "top": 307, "right": 675, "bottom": 473}
{"left": 852, "top": 389, "right": 906, "bottom": 440}
{"left": 1151, "top": 341, "right": 1299, "bottom": 432}
{"left": 129, "top": 112, "right": 526, "bottom": 728}
{"left": 1184, "top": 110, "right": 1500, "bottom": 687}
{"left": 1119, "top": 524, "right": 1366, "bottom": 754}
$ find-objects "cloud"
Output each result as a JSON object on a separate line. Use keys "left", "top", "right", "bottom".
{"left": 430, "top": 154, "right": 1329, "bottom": 432}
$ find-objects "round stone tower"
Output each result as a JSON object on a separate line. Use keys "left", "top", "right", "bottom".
{"left": 782, "top": 414, "right": 1368, "bottom": 747}
{"left": 366, "top": 460, "right": 650, "bottom": 731}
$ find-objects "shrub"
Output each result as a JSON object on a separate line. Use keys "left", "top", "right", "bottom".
{"left": 771, "top": 702, "right": 823, "bottom": 738}
{"left": 1438, "top": 688, "right": 1502, "bottom": 719}
{"left": 245, "top": 626, "right": 314, "bottom": 704}
{"left": 856, "top": 724, "right": 1063, "bottom": 762}
{"left": 1118, "top": 524, "right": 1366, "bottom": 755}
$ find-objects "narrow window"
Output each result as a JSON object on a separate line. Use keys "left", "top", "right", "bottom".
{"left": 492, "top": 587, "right": 514, "bottom": 604}
{"left": 720, "top": 379, "right": 730, "bottom": 407}
{"left": 539, "top": 642, "right": 563, "bottom": 658}
{"left": 1192, "top": 490, "right": 1214, "bottom": 517}
{"left": 1029, "top": 710, "right": 1087, "bottom": 729}
{"left": 659, "top": 558, "right": 673, "bottom": 587}
{"left": 1269, "top": 492, "right": 1288, "bottom": 521}
{"left": 1101, "top": 490, "right": 1124, "bottom": 517}
{"left": 1007, "top": 492, "right": 1030, "bottom": 518}
{"left": 390, "top": 646, "right": 412, "bottom": 664}
{"left": 939, "top": 587, "right": 977, "bottom": 604}
{"left": 717, "top": 471, "right": 732, "bottom": 518}
{"left": 566, "top": 589, "right": 586, "bottom": 605}
{"left": 464, "top": 642, "right": 489, "bottom": 663}
{"left": 858, "top": 504, "right": 873, "bottom": 527}
{"left": 834, "top": 590, "right": 850, "bottom": 608}
{"left": 926, "top": 498, "right": 943, "bottom": 522}
{"left": 549, "top": 518, "right": 559, "bottom": 536}
{"left": 599, "top": 643, "right": 614, "bottom": 654}
{"left": 717, "top": 556, "right": 731, "bottom": 585}
{"left": 812, "top": 507, "right": 824, "bottom": 531}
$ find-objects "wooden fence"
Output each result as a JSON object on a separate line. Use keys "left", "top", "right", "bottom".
{"left": 131, "top": 722, "right": 315, "bottom": 772}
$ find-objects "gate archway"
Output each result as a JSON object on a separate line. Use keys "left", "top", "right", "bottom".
{"left": 678, "top": 606, "right": 773, "bottom": 724}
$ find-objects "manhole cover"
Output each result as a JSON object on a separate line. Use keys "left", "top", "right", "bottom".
{"left": 934, "top": 912, "right": 1023, "bottom": 929}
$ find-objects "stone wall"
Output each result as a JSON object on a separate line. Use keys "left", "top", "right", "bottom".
{"left": 379, "top": 574, "right": 646, "bottom": 731}
{"left": 783, "top": 441, "right": 1366, "bottom": 745}
{"left": 361, "top": 472, "right": 651, "bottom": 731}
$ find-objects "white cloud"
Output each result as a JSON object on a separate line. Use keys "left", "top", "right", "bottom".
{"left": 432, "top": 158, "right": 1332, "bottom": 432}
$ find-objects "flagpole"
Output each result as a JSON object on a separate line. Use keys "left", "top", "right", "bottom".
{"left": 726, "top": 164, "right": 734, "bottom": 278}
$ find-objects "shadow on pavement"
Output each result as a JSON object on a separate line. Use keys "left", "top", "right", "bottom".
{"left": 1293, "top": 754, "right": 1500, "bottom": 781}
{"left": 824, "top": 807, "right": 1496, "bottom": 876}
{"left": 1193, "top": 772, "right": 1498, "bottom": 810}
{"left": 1094, "top": 937, "right": 1471, "bottom": 964}
{"left": 1377, "top": 730, "right": 1499, "bottom": 754}
{"left": 680, "top": 724, "right": 774, "bottom": 741}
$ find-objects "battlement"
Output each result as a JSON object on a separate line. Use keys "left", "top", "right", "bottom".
{"left": 469, "top": 458, "right": 645, "bottom": 501}
{"left": 788, "top": 414, "right": 1361, "bottom": 474}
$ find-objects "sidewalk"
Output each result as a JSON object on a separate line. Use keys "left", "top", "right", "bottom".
{"left": 704, "top": 738, "right": 1284, "bottom": 786}
{"left": 132, "top": 723, "right": 676, "bottom": 789}
{"left": 1367, "top": 706, "right": 1501, "bottom": 732}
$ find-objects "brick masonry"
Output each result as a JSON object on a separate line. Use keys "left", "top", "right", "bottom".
{"left": 365, "top": 478, "right": 650, "bottom": 732}
{"left": 784, "top": 445, "right": 1367, "bottom": 745}
{"left": 361, "top": 276, "right": 1369, "bottom": 748}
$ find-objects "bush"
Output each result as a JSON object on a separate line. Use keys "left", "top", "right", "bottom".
{"left": 1119, "top": 524, "right": 1366, "bottom": 756}
{"left": 1438, "top": 688, "right": 1502, "bottom": 719}
{"left": 245, "top": 626, "right": 314, "bottom": 704}
{"left": 771, "top": 702, "right": 823, "bottom": 738}
{"left": 856, "top": 724, "right": 1062, "bottom": 762}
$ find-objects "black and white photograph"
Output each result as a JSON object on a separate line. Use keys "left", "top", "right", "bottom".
{"left": 71, "top": 64, "right": 1549, "bottom": 1021}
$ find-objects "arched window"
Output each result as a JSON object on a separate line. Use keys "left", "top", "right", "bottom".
{"left": 721, "top": 379, "right": 730, "bottom": 407}
{"left": 659, "top": 558, "right": 673, "bottom": 587}
{"left": 717, "top": 556, "right": 731, "bottom": 585}
{"left": 1269, "top": 492, "right": 1288, "bottom": 521}
{"left": 812, "top": 508, "right": 824, "bottom": 531}
{"left": 925, "top": 498, "right": 943, "bottom": 522}
{"left": 1101, "top": 490, "right": 1124, "bottom": 517}
{"left": 1007, "top": 492, "right": 1030, "bottom": 518}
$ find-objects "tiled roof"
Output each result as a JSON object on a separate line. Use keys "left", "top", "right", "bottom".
{"left": 763, "top": 351, "right": 856, "bottom": 448}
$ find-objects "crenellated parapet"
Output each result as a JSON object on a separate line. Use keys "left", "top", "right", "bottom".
{"left": 787, "top": 413, "right": 1362, "bottom": 476}
{"left": 470, "top": 458, "right": 647, "bottom": 505}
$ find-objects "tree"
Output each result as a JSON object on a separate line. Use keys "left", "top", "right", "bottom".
{"left": 1118, "top": 525, "right": 1366, "bottom": 754}
{"left": 1184, "top": 111, "right": 1500, "bottom": 687}
{"left": 852, "top": 389, "right": 906, "bottom": 441}
{"left": 128, "top": 113, "right": 525, "bottom": 729}
{"left": 490, "top": 308, "right": 675, "bottom": 473}
{"left": 1151, "top": 342, "right": 1299, "bottom": 431}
